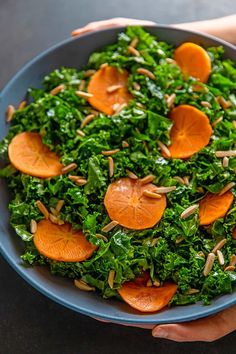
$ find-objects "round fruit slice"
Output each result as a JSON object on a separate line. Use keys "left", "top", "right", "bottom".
{"left": 168, "top": 105, "right": 212, "bottom": 159}
{"left": 8, "top": 132, "right": 63, "bottom": 178}
{"left": 174, "top": 42, "right": 211, "bottom": 83}
{"left": 34, "top": 219, "right": 96, "bottom": 262}
{"left": 199, "top": 191, "right": 234, "bottom": 225}
{"left": 104, "top": 177, "right": 166, "bottom": 230}
{"left": 87, "top": 66, "right": 132, "bottom": 115}
{"left": 118, "top": 281, "right": 177, "bottom": 313}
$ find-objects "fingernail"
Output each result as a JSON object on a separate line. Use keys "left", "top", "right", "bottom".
{"left": 152, "top": 328, "right": 169, "bottom": 338}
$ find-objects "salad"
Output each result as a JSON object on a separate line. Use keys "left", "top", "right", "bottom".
{"left": 0, "top": 27, "right": 236, "bottom": 313}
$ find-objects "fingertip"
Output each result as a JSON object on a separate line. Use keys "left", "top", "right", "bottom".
{"left": 152, "top": 326, "right": 170, "bottom": 339}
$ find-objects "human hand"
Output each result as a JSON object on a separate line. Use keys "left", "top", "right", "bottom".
{"left": 71, "top": 15, "right": 236, "bottom": 44}
{"left": 152, "top": 305, "right": 236, "bottom": 342}
{"left": 71, "top": 18, "right": 155, "bottom": 36}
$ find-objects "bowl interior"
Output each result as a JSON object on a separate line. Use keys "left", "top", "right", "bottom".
{"left": 0, "top": 25, "right": 235, "bottom": 324}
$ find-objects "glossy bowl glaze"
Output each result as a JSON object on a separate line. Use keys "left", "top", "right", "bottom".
{"left": 0, "top": 25, "right": 235, "bottom": 324}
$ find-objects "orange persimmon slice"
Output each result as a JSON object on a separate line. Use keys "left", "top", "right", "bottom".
{"left": 174, "top": 42, "right": 211, "bottom": 83}
{"left": 199, "top": 191, "right": 234, "bottom": 225}
{"left": 34, "top": 219, "right": 96, "bottom": 262}
{"left": 87, "top": 66, "right": 132, "bottom": 115}
{"left": 118, "top": 281, "right": 177, "bottom": 313}
{"left": 168, "top": 105, "right": 212, "bottom": 159}
{"left": 104, "top": 177, "right": 166, "bottom": 230}
{"left": 8, "top": 132, "right": 63, "bottom": 178}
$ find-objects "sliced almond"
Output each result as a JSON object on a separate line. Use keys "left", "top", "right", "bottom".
{"left": 76, "top": 90, "right": 93, "bottom": 99}
{"left": 102, "top": 220, "right": 119, "bottom": 233}
{"left": 137, "top": 68, "right": 155, "bottom": 80}
{"left": 74, "top": 279, "right": 95, "bottom": 291}
{"left": 181, "top": 204, "right": 199, "bottom": 219}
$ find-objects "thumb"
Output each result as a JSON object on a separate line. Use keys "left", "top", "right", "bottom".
{"left": 152, "top": 305, "right": 236, "bottom": 342}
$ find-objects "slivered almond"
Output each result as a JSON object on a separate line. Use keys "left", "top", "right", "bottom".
{"left": 143, "top": 190, "right": 162, "bottom": 199}
{"left": 153, "top": 280, "right": 161, "bottom": 287}
{"left": 183, "top": 176, "right": 190, "bottom": 185}
{"left": 107, "top": 84, "right": 122, "bottom": 93}
{"left": 61, "top": 163, "right": 77, "bottom": 174}
{"left": 217, "top": 250, "right": 225, "bottom": 265}
{"left": 166, "top": 93, "right": 176, "bottom": 108}
{"left": 198, "top": 251, "right": 205, "bottom": 258}
{"left": 219, "top": 182, "right": 235, "bottom": 196}
{"left": 74, "top": 279, "right": 95, "bottom": 291}
{"left": 230, "top": 255, "right": 236, "bottom": 267}
{"left": 137, "top": 68, "right": 155, "bottom": 80}
{"left": 133, "top": 82, "right": 141, "bottom": 91}
{"left": 154, "top": 186, "right": 176, "bottom": 193}
{"left": 128, "top": 46, "right": 140, "bottom": 56}
{"left": 35, "top": 200, "right": 49, "bottom": 219}
{"left": 49, "top": 213, "right": 60, "bottom": 224}
{"left": 217, "top": 96, "right": 232, "bottom": 109}
{"left": 136, "top": 102, "right": 146, "bottom": 109}
{"left": 222, "top": 157, "right": 229, "bottom": 168}
{"left": 215, "top": 150, "right": 236, "bottom": 157}
{"left": 75, "top": 178, "right": 87, "bottom": 186}
{"left": 203, "top": 253, "right": 215, "bottom": 276}
{"left": 96, "top": 233, "right": 108, "bottom": 242}
{"left": 186, "top": 288, "right": 200, "bottom": 295}
{"left": 76, "top": 90, "right": 93, "bottom": 99}
{"left": 30, "top": 219, "right": 37, "bottom": 234}
{"left": 201, "top": 101, "right": 212, "bottom": 108}
{"left": 6, "top": 105, "right": 15, "bottom": 122}
{"left": 166, "top": 58, "right": 176, "bottom": 64}
{"left": 212, "top": 116, "right": 223, "bottom": 127}
{"left": 108, "top": 270, "right": 116, "bottom": 288}
{"left": 101, "top": 149, "right": 120, "bottom": 156}
{"left": 140, "top": 174, "right": 155, "bottom": 185}
{"left": 181, "top": 204, "right": 199, "bottom": 219}
{"left": 102, "top": 220, "right": 119, "bottom": 233}
{"left": 84, "top": 69, "right": 96, "bottom": 77}
{"left": 126, "top": 170, "right": 138, "bottom": 179}
{"left": 173, "top": 176, "right": 185, "bottom": 185}
{"left": 68, "top": 175, "right": 84, "bottom": 182}
{"left": 78, "top": 80, "right": 86, "bottom": 91}
{"left": 56, "top": 200, "right": 64, "bottom": 213}
{"left": 157, "top": 139, "right": 171, "bottom": 157}
{"left": 212, "top": 238, "right": 227, "bottom": 253}
{"left": 50, "top": 84, "right": 65, "bottom": 95}
{"left": 80, "top": 114, "right": 95, "bottom": 129}
{"left": 76, "top": 129, "right": 86, "bottom": 137}
{"left": 18, "top": 100, "right": 27, "bottom": 110}
{"left": 175, "top": 236, "right": 184, "bottom": 244}
{"left": 130, "top": 37, "right": 139, "bottom": 48}
{"left": 150, "top": 238, "right": 159, "bottom": 247}
{"left": 113, "top": 102, "right": 127, "bottom": 114}
{"left": 108, "top": 156, "right": 114, "bottom": 177}
{"left": 122, "top": 140, "right": 129, "bottom": 148}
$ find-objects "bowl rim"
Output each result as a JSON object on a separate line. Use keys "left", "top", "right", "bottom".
{"left": 0, "top": 24, "right": 236, "bottom": 324}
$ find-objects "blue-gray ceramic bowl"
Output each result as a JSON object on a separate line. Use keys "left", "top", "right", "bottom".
{"left": 0, "top": 25, "right": 235, "bottom": 325}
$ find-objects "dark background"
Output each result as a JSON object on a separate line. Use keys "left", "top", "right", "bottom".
{"left": 1, "top": 1, "right": 236, "bottom": 353}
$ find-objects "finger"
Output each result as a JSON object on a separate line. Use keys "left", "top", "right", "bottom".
{"left": 152, "top": 306, "right": 236, "bottom": 342}
{"left": 71, "top": 17, "right": 156, "bottom": 36}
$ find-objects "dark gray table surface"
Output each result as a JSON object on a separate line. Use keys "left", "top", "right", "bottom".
{"left": 1, "top": 1, "right": 236, "bottom": 353}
